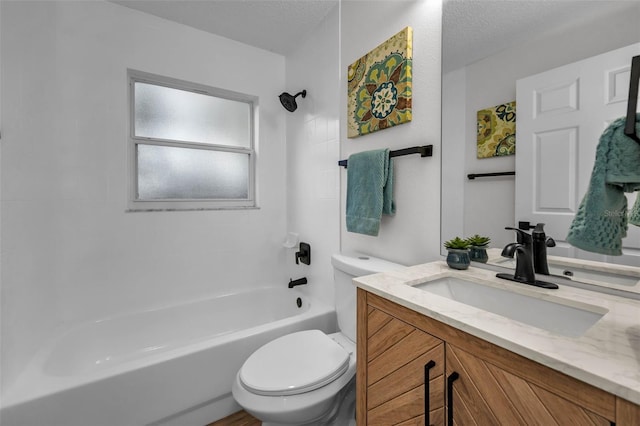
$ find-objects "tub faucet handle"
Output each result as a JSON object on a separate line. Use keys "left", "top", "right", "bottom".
{"left": 288, "top": 277, "right": 308, "bottom": 288}
{"left": 295, "top": 242, "right": 311, "bottom": 265}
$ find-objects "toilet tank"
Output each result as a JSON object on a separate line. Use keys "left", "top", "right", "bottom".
{"left": 331, "top": 253, "right": 405, "bottom": 342}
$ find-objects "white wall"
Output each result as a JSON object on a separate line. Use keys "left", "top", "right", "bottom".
{"left": 0, "top": 0, "right": 287, "bottom": 391}
{"left": 0, "top": 0, "right": 3, "bottom": 402}
{"left": 340, "top": 0, "right": 443, "bottom": 266}
{"left": 285, "top": 5, "right": 341, "bottom": 307}
{"left": 441, "top": 67, "right": 466, "bottom": 247}
{"left": 443, "top": 4, "right": 640, "bottom": 250}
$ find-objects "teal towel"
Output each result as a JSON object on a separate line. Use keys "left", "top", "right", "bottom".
{"left": 567, "top": 113, "right": 640, "bottom": 255}
{"left": 346, "top": 149, "right": 395, "bottom": 236}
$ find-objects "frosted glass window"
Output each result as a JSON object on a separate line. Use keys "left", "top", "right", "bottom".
{"left": 134, "top": 83, "right": 251, "bottom": 147}
{"left": 128, "top": 70, "right": 256, "bottom": 211}
{"left": 137, "top": 145, "right": 249, "bottom": 200}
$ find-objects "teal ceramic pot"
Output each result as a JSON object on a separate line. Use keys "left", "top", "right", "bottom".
{"left": 469, "top": 246, "right": 489, "bottom": 263}
{"left": 446, "top": 249, "right": 470, "bottom": 270}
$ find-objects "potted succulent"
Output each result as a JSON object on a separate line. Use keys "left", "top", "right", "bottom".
{"left": 465, "top": 234, "right": 491, "bottom": 263}
{"left": 444, "top": 237, "right": 471, "bottom": 270}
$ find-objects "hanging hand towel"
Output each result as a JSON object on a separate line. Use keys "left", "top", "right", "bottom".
{"left": 567, "top": 113, "right": 640, "bottom": 255}
{"left": 346, "top": 149, "right": 395, "bottom": 236}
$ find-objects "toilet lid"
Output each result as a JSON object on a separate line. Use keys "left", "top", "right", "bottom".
{"left": 239, "top": 330, "right": 350, "bottom": 396}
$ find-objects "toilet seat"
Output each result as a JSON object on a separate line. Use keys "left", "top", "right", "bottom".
{"left": 239, "top": 330, "right": 350, "bottom": 397}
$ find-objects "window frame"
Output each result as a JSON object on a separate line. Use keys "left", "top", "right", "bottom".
{"left": 127, "top": 69, "right": 257, "bottom": 211}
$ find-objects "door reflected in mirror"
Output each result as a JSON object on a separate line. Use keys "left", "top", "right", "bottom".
{"left": 441, "top": 1, "right": 640, "bottom": 282}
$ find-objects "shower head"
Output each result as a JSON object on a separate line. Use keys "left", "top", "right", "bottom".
{"left": 279, "top": 90, "right": 307, "bottom": 112}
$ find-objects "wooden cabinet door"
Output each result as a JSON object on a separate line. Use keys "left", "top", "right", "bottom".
{"left": 616, "top": 398, "right": 640, "bottom": 425}
{"left": 445, "top": 345, "right": 610, "bottom": 425}
{"left": 363, "top": 305, "right": 445, "bottom": 426}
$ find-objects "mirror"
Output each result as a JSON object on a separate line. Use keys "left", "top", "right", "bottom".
{"left": 441, "top": 1, "right": 640, "bottom": 273}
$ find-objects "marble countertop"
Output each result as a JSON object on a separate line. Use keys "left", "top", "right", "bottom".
{"left": 354, "top": 261, "right": 640, "bottom": 405}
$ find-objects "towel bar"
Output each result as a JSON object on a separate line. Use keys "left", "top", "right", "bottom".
{"left": 338, "top": 145, "right": 432, "bottom": 168}
{"left": 625, "top": 55, "right": 640, "bottom": 143}
{"left": 467, "top": 171, "right": 515, "bottom": 180}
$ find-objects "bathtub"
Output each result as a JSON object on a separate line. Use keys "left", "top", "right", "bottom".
{"left": 0, "top": 287, "right": 337, "bottom": 426}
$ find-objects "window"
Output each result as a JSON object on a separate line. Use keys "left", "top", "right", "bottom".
{"left": 128, "top": 70, "right": 256, "bottom": 211}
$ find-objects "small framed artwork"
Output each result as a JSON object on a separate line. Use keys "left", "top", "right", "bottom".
{"left": 347, "top": 27, "right": 413, "bottom": 138}
{"left": 477, "top": 101, "right": 516, "bottom": 158}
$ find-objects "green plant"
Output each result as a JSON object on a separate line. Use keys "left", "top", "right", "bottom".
{"left": 444, "top": 237, "right": 470, "bottom": 250}
{"left": 466, "top": 234, "right": 491, "bottom": 247}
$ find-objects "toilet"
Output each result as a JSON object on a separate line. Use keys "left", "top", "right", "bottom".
{"left": 231, "top": 252, "right": 405, "bottom": 426}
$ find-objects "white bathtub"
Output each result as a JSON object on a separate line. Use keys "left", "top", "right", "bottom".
{"left": 0, "top": 287, "right": 337, "bottom": 426}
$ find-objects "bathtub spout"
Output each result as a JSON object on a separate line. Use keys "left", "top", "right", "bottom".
{"left": 288, "top": 277, "right": 308, "bottom": 288}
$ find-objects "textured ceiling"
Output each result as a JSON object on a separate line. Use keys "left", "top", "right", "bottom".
{"left": 111, "top": 0, "right": 338, "bottom": 55}
{"left": 443, "top": 0, "right": 640, "bottom": 73}
{"left": 111, "top": 0, "right": 638, "bottom": 64}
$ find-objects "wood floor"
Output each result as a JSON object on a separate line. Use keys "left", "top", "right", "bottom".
{"left": 207, "top": 410, "right": 261, "bottom": 426}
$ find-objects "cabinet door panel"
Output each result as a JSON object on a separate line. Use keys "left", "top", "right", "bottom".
{"left": 368, "top": 345, "right": 444, "bottom": 409}
{"left": 430, "top": 407, "right": 445, "bottom": 426}
{"left": 485, "top": 362, "right": 561, "bottom": 425}
{"left": 395, "top": 415, "right": 424, "bottom": 426}
{"left": 449, "top": 345, "right": 610, "bottom": 425}
{"left": 450, "top": 386, "right": 480, "bottom": 426}
{"left": 367, "top": 315, "right": 415, "bottom": 361}
{"left": 616, "top": 397, "right": 640, "bottom": 426}
{"left": 363, "top": 304, "right": 446, "bottom": 426}
{"left": 369, "top": 328, "right": 443, "bottom": 385}
{"left": 368, "top": 385, "right": 424, "bottom": 426}
{"left": 531, "top": 383, "right": 610, "bottom": 426}
{"left": 367, "top": 306, "right": 393, "bottom": 337}
{"left": 394, "top": 407, "right": 445, "bottom": 426}
{"left": 446, "top": 346, "right": 502, "bottom": 425}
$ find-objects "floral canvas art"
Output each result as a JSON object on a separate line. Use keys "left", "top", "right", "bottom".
{"left": 347, "top": 27, "right": 413, "bottom": 138}
{"left": 477, "top": 101, "right": 516, "bottom": 158}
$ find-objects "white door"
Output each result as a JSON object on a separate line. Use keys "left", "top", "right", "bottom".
{"left": 516, "top": 43, "right": 640, "bottom": 265}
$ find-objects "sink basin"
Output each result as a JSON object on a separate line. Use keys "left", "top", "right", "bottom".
{"left": 414, "top": 277, "right": 606, "bottom": 337}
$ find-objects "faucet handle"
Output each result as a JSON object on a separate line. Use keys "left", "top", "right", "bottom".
{"left": 505, "top": 227, "right": 532, "bottom": 245}
{"left": 295, "top": 242, "right": 311, "bottom": 265}
{"left": 546, "top": 237, "right": 556, "bottom": 248}
{"left": 518, "top": 221, "right": 536, "bottom": 230}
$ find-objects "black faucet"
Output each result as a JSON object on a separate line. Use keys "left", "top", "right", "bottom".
{"left": 531, "top": 223, "right": 556, "bottom": 275}
{"left": 288, "top": 277, "right": 308, "bottom": 288}
{"left": 497, "top": 227, "right": 558, "bottom": 289}
{"left": 517, "top": 222, "right": 556, "bottom": 275}
{"left": 504, "top": 226, "right": 533, "bottom": 254}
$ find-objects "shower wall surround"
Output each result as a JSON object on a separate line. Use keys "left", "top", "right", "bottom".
{"left": 285, "top": 4, "right": 341, "bottom": 308}
{"left": 0, "top": 0, "right": 287, "bottom": 391}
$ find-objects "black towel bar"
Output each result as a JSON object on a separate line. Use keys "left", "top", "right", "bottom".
{"left": 338, "top": 145, "right": 432, "bottom": 168}
{"left": 625, "top": 55, "right": 640, "bottom": 143}
{"left": 467, "top": 171, "right": 515, "bottom": 180}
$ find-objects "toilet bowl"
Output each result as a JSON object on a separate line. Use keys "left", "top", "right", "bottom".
{"left": 231, "top": 253, "right": 404, "bottom": 425}
{"left": 231, "top": 331, "right": 355, "bottom": 425}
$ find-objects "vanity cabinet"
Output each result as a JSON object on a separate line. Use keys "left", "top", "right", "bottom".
{"left": 357, "top": 289, "right": 640, "bottom": 426}
{"left": 359, "top": 302, "right": 445, "bottom": 425}
{"left": 445, "top": 345, "right": 609, "bottom": 425}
